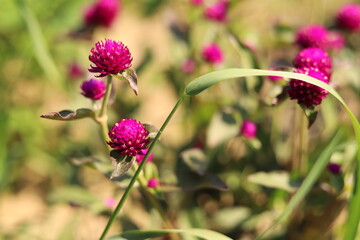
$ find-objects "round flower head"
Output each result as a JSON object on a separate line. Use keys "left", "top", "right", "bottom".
{"left": 135, "top": 148, "right": 154, "bottom": 164}
{"left": 327, "top": 163, "right": 341, "bottom": 174}
{"left": 147, "top": 178, "right": 159, "bottom": 188}
{"left": 240, "top": 120, "right": 257, "bottom": 139}
{"left": 288, "top": 68, "right": 329, "bottom": 108}
{"left": 202, "top": 43, "right": 224, "bottom": 65}
{"left": 292, "top": 48, "right": 332, "bottom": 78}
{"left": 84, "top": 0, "right": 120, "bottom": 28}
{"left": 68, "top": 62, "right": 84, "bottom": 80}
{"left": 89, "top": 39, "right": 132, "bottom": 77}
{"left": 107, "top": 119, "right": 150, "bottom": 157}
{"left": 336, "top": 3, "right": 360, "bottom": 31}
{"left": 80, "top": 78, "right": 106, "bottom": 100}
{"left": 204, "top": 0, "right": 229, "bottom": 22}
{"left": 295, "top": 24, "right": 329, "bottom": 49}
{"left": 181, "top": 58, "right": 196, "bottom": 74}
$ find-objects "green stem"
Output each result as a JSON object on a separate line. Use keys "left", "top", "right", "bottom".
{"left": 97, "top": 75, "right": 113, "bottom": 151}
{"left": 99, "top": 95, "right": 185, "bottom": 240}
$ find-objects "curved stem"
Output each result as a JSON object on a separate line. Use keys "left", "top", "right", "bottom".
{"left": 99, "top": 95, "right": 185, "bottom": 240}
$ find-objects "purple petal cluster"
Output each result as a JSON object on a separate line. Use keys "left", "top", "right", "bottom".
{"left": 202, "top": 43, "right": 223, "bottom": 65}
{"left": 204, "top": 0, "right": 229, "bottom": 22}
{"left": 292, "top": 48, "right": 332, "bottom": 78}
{"left": 336, "top": 3, "right": 360, "bottom": 31}
{"left": 84, "top": 0, "right": 120, "bottom": 28}
{"left": 240, "top": 120, "right": 257, "bottom": 139}
{"left": 327, "top": 163, "right": 342, "bottom": 175}
{"left": 107, "top": 119, "right": 149, "bottom": 157}
{"left": 295, "top": 24, "right": 329, "bottom": 49}
{"left": 89, "top": 39, "right": 132, "bottom": 77}
{"left": 80, "top": 78, "right": 106, "bottom": 100}
{"left": 288, "top": 68, "right": 329, "bottom": 108}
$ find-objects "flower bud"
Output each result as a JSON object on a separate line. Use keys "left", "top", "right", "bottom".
{"left": 80, "top": 78, "right": 106, "bottom": 100}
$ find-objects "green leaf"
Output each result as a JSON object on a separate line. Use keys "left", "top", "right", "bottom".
{"left": 143, "top": 123, "right": 159, "bottom": 139}
{"left": 256, "top": 130, "right": 344, "bottom": 239}
{"left": 206, "top": 109, "right": 239, "bottom": 148}
{"left": 180, "top": 148, "right": 208, "bottom": 176}
{"left": 115, "top": 68, "right": 139, "bottom": 95}
{"left": 212, "top": 207, "right": 251, "bottom": 230}
{"left": 247, "top": 171, "right": 299, "bottom": 193}
{"left": 300, "top": 105, "right": 318, "bottom": 128}
{"left": 110, "top": 151, "right": 135, "bottom": 179}
{"left": 40, "top": 108, "right": 95, "bottom": 121}
{"left": 107, "top": 228, "right": 232, "bottom": 240}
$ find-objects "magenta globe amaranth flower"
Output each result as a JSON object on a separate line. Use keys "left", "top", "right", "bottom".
{"left": 295, "top": 25, "right": 329, "bottom": 49}
{"left": 84, "top": 0, "right": 120, "bottom": 28}
{"left": 107, "top": 119, "right": 150, "bottom": 157}
{"left": 204, "top": 0, "right": 229, "bottom": 22}
{"left": 327, "top": 163, "right": 341, "bottom": 175}
{"left": 147, "top": 178, "right": 159, "bottom": 188}
{"left": 80, "top": 78, "right": 106, "bottom": 100}
{"left": 135, "top": 148, "right": 154, "bottom": 164}
{"left": 240, "top": 120, "right": 257, "bottom": 139}
{"left": 202, "top": 43, "right": 223, "bottom": 65}
{"left": 288, "top": 68, "right": 329, "bottom": 108}
{"left": 292, "top": 48, "right": 332, "bottom": 78}
{"left": 89, "top": 39, "right": 132, "bottom": 77}
{"left": 326, "top": 31, "right": 345, "bottom": 51}
{"left": 336, "top": 3, "right": 360, "bottom": 31}
{"left": 181, "top": 59, "right": 196, "bottom": 74}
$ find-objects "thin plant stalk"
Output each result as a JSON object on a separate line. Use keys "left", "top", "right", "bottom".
{"left": 99, "top": 95, "right": 185, "bottom": 240}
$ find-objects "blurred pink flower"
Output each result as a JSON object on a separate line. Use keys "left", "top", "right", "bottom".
{"left": 80, "top": 78, "right": 106, "bottom": 100}
{"left": 190, "top": 0, "right": 203, "bottom": 6}
{"left": 326, "top": 31, "right": 345, "bottom": 50}
{"left": 147, "top": 178, "right": 159, "bottom": 188}
{"left": 107, "top": 119, "right": 149, "bottom": 157}
{"left": 135, "top": 149, "right": 154, "bottom": 164}
{"left": 104, "top": 197, "right": 116, "bottom": 209}
{"left": 327, "top": 163, "right": 341, "bottom": 174}
{"left": 202, "top": 43, "right": 223, "bottom": 65}
{"left": 84, "top": 0, "right": 120, "bottom": 28}
{"left": 68, "top": 62, "right": 85, "bottom": 80}
{"left": 267, "top": 67, "right": 284, "bottom": 82}
{"left": 204, "top": 0, "right": 229, "bottom": 22}
{"left": 336, "top": 3, "right": 360, "bottom": 31}
{"left": 295, "top": 24, "right": 329, "bottom": 49}
{"left": 181, "top": 59, "right": 196, "bottom": 74}
{"left": 89, "top": 39, "right": 132, "bottom": 77}
{"left": 240, "top": 120, "right": 257, "bottom": 139}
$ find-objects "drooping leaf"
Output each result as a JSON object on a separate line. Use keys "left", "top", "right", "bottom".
{"left": 248, "top": 171, "right": 299, "bottom": 193}
{"left": 180, "top": 148, "right": 208, "bottom": 176}
{"left": 143, "top": 123, "right": 159, "bottom": 139}
{"left": 301, "top": 105, "right": 318, "bottom": 128}
{"left": 40, "top": 108, "right": 95, "bottom": 121}
{"left": 107, "top": 228, "right": 232, "bottom": 240}
{"left": 121, "top": 68, "right": 139, "bottom": 95}
{"left": 110, "top": 151, "right": 136, "bottom": 179}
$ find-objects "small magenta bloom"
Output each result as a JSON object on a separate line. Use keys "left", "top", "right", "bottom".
{"left": 107, "top": 119, "right": 150, "bottom": 157}
{"left": 190, "top": 0, "right": 203, "bottom": 6}
{"left": 68, "top": 62, "right": 85, "bottom": 80}
{"left": 80, "top": 79, "right": 106, "bottom": 100}
{"left": 84, "top": 0, "right": 120, "bottom": 28}
{"left": 288, "top": 68, "right": 329, "bottom": 108}
{"left": 326, "top": 31, "right": 345, "bottom": 50}
{"left": 292, "top": 48, "right": 332, "bottom": 78}
{"left": 147, "top": 178, "right": 159, "bottom": 188}
{"left": 135, "top": 149, "right": 154, "bottom": 164}
{"left": 202, "top": 43, "right": 223, "bottom": 65}
{"left": 104, "top": 197, "right": 116, "bottom": 209}
{"left": 295, "top": 24, "right": 329, "bottom": 49}
{"left": 240, "top": 120, "right": 257, "bottom": 139}
{"left": 89, "top": 39, "right": 132, "bottom": 77}
{"left": 204, "top": 0, "right": 229, "bottom": 22}
{"left": 268, "top": 67, "right": 284, "bottom": 82}
{"left": 327, "top": 163, "right": 341, "bottom": 174}
{"left": 336, "top": 3, "right": 360, "bottom": 31}
{"left": 181, "top": 59, "right": 196, "bottom": 74}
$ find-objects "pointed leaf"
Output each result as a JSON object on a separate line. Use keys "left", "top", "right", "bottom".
{"left": 301, "top": 105, "right": 318, "bottom": 128}
{"left": 40, "top": 108, "right": 95, "bottom": 121}
{"left": 110, "top": 151, "right": 135, "bottom": 179}
{"left": 122, "top": 68, "right": 139, "bottom": 95}
{"left": 143, "top": 123, "right": 159, "bottom": 139}
{"left": 181, "top": 148, "right": 208, "bottom": 176}
{"left": 248, "top": 171, "right": 299, "bottom": 193}
{"left": 107, "top": 228, "right": 232, "bottom": 240}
